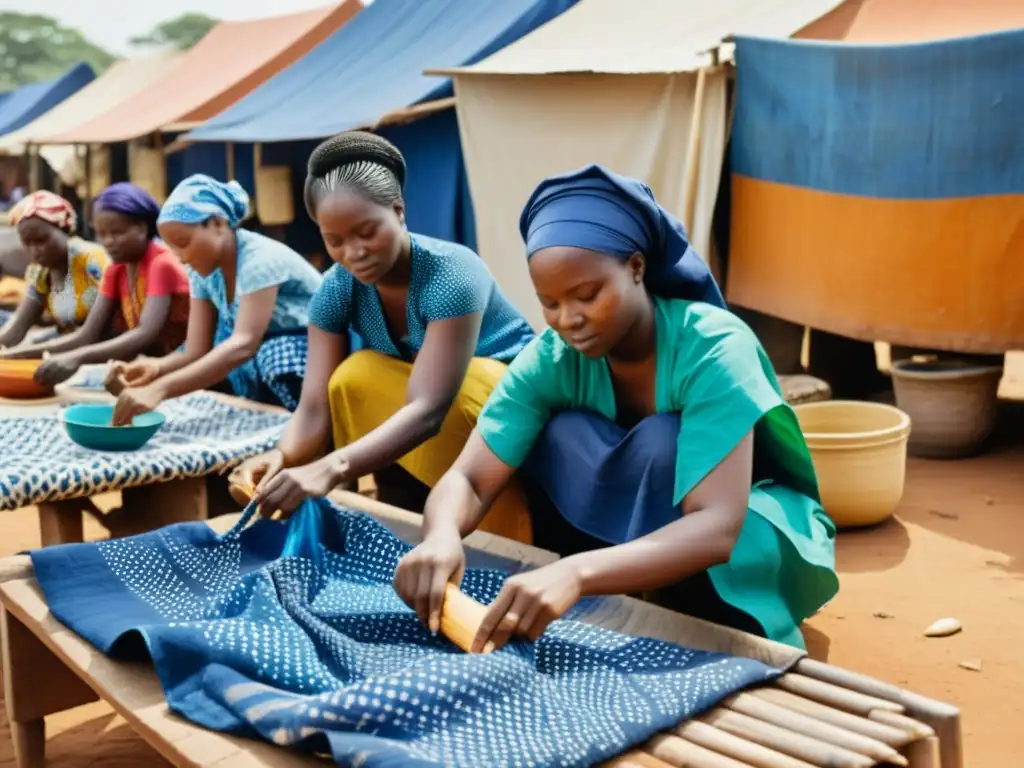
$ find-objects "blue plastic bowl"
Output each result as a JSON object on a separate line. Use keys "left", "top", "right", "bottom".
{"left": 62, "top": 403, "right": 166, "bottom": 451}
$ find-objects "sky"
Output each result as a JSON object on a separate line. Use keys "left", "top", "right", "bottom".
{"left": 0, "top": 0, "right": 363, "bottom": 54}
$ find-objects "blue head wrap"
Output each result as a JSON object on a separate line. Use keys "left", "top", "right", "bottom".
{"left": 94, "top": 182, "right": 161, "bottom": 238}
{"left": 519, "top": 164, "right": 726, "bottom": 308}
{"left": 157, "top": 174, "right": 250, "bottom": 229}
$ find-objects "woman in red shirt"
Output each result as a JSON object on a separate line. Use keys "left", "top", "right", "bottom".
{"left": 14, "top": 183, "right": 190, "bottom": 387}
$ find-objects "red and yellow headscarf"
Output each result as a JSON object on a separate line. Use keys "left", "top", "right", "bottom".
{"left": 7, "top": 190, "right": 77, "bottom": 233}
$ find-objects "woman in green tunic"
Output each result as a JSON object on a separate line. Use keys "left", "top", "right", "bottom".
{"left": 393, "top": 165, "right": 838, "bottom": 651}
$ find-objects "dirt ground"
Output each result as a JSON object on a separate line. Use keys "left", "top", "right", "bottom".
{"left": 1, "top": 357, "right": 1023, "bottom": 766}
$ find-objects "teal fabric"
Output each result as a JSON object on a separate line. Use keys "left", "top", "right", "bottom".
{"left": 477, "top": 298, "right": 838, "bottom": 648}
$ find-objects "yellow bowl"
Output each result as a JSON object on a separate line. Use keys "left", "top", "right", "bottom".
{"left": 0, "top": 358, "right": 52, "bottom": 400}
{"left": 794, "top": 400, "right": 911, "bottom": 529}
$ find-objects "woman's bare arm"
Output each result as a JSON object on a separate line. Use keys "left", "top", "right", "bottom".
{"left": 322, "top": 312, "right": 484, "bottom": 483}
{"left": 565, "top": 431, "right": 753, "bottom": 596}
{"left": 0, "top": 296, "right": 43, "bottom": 348}
{"left": 152, "top": 287, "right": 276, "bottom": 398}
{"left": 275, "top": 325, "right": 348, "bottom": 466}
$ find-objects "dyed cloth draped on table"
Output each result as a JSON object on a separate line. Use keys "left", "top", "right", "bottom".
{"left": 0, "top": 393, "right": 289, "bottom": 511}
{"left": 726, "top": 30, "right": 1024, "bottom": 351}
{"left": 31, "top": 498, "right": 781, "bottom": 768}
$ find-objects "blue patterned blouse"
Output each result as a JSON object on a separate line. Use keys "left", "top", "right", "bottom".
{"left": 187, "top": 229, "right": 323, "bottom": 334}
{"left": 309, "top": 233, "right": 534, "bottom": 362}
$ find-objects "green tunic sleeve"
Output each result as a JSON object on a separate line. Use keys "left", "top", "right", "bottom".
{"left": 476, "top": 330, "right": 578, "bottom": 468}
{"left": 666, "top": 302, "right": 788, "bottom": 505}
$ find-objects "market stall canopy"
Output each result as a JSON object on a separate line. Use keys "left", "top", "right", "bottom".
{"left": 0, "top": 52, "right": 182, "bottom": 184}
{"left": 438, "top": 0, "right": 847, "bottom": 328}
{"left": 438, "top": 0, "right": 846, "bottom": 75}
{"left": 181, "top": 0, "right": 579, "bottom": 144}
{"left": 0, "top": 64, "right": 95, "bottom": 136}
{"left": 39, "top": 2, "right": 361, "bottom": 145}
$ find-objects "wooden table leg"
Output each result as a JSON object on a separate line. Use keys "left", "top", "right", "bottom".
{"left": 36, "top": 500, "right": 84, "bottom": 547}
{"left": 1, "top": 604, "right": 98, "bottom": 767}
{"left": 109, "top": 475, "right": 209, "bottom": 538}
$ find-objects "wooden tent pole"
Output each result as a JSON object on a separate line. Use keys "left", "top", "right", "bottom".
{"left": 682, "top": 66, "right": 709, "bottom": 236}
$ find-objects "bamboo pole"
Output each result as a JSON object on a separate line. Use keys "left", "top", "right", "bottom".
{"left": 726, "top": 693, "right": 906, "bottom": 765}
{"left": 702, "top": 709, "right": 875, "bottom": 768}
{"left": 751, "top": 688, "right": 914, "bottom": 747}
{"left": 673, "top": 721, "right": 817, "bottom": 768}
{"left": 777, "top": 674, "right": 905, "bottom": 715}
{"left": 681, "top": 67, "right": 709, "bottom": 236}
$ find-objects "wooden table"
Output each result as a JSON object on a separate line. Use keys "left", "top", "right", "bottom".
{"left": 0, "top": 490, "right": 961, "bottom": 768}
{"left": 0, "top": 391, "right": 288, "bottom": 547}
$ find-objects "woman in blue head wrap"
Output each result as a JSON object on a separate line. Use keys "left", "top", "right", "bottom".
{"left": 3, "top": 183, "right": 192, "bottom": 387}
{"left": 108, "top": 174, "right": 323, "bottom": 423}
{"left": 394, "top": 165, "right": 837, "bottom": 651}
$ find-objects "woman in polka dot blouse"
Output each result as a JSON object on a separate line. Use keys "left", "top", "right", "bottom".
{"left": 393, "top": 165, "right": 838, "bottom": 652}
{"left": 237, "top": 132, "right": 536, "bottom": 540}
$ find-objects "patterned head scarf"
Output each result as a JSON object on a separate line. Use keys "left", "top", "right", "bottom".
{"left": 520, "top": 164, "right": 725, "bottom": 308}
{"left": 157, "top": 174, "right": 250, "bottom": 229}
{"left": 7, "top": 190, "right": 77, "bottom": 234}
{"left": 94, "top": 182, "right": 161, "bottom": 239}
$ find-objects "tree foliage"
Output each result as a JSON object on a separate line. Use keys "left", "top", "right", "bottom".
{"left": 130, "top": 13, "right": 218, "bottom": 51}
{"left": 0, "top": 12, "right": 114, "bottom": 90}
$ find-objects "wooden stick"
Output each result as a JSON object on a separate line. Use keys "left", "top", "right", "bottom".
{"left": 681, "top": 67, "right": 709, "bottom": 235}
{"left": 674, "top": 720, "right": 818, "bottom": 768}
{"left": 777, "top": 673, "right": 905, "bottom": 715}
{"left": 702, "top": 709, "right": 875, "bottom": 768}
{"left": 439, "top": 583, "right": 491, "bottom": 654}
{"left": 868, "top": 709, "right": 936, "bottom": 740}
{"left": 726, "top": 693, "right": 907, "bottom": 765}
{"left": 646, "top": 734, "right": 751, "bottom": 767}
{"left": 751, "top": 688, "right": 914, "bottom": 747}
{"left": 603, "top": 750, "right": 677, "bottom": 768}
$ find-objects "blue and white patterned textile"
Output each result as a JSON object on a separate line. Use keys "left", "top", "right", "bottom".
{"left": 0, "top": 392, "right": 289, "bottom": 511}
{"left": 31, "top": 498, "right": 782, "bottom": 768}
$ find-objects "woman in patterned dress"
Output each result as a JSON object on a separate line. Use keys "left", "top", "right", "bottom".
{"left": 4, "top": 183, "right": 192, "bottom": 387}
{"left": 0, "top": 191, "right": 109, "bottom": 350}
{"left": 108, "top": 175, "right": 322, "bottom": 422}
{"left": 393, "top": 166, "right": 838, "bottom": 651}
{"left": 235, "top": 132, "right": 536, "bottom": 541}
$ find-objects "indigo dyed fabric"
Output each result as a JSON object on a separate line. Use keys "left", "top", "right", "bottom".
{"left": 32, "top": 498, "right": 781, "bottom": 767}
{"left": 0, "top": 392, "right": 289, "bottom": 511}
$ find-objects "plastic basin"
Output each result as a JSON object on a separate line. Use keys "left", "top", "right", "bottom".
{"left": 0, "top": 359, "right": 51, "bottom": 399}
{"left": 62, "top": 403, "right": 166, "bottom": 452}
{"left": 794, "top": 400, "right": 911, "bottom": 529}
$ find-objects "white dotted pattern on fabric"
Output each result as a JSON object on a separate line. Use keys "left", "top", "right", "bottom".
{"left": 0, "top": 392, "right": 289, "bottom": 511}
{"left": 87, "top": 502, "right": 779, "bottom": 767}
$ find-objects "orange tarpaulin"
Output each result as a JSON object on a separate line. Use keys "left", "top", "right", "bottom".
{"left": 39, "top": 2, "right": 361, "bottom": 145}
{"left": 797, "top": 0, "right": 1024, "bottom": 42}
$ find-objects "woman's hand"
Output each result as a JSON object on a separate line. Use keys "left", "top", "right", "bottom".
{"left": 254, "top": 455, "right": 341, "bottom": 517}
{"left": 105, "top": 357, "right": 160, "bottom": 395}
{"left": 112, "top": 385, "right": 164, "bottom": 426}
{"left": 228, "top": 448, "right": 285, "bottom": 493}
{"left": 470, "top": 560, "right": 583, "bottom": 653}
{"left": 393, "top": 532, "right": 467, "bottom": 634}
{"left": 34, "top": 353, "right": 81, "bottom": 387}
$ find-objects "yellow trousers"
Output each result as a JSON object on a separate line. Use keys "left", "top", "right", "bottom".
{"left": 328, "top": 350, "right": 533, "bottom": 544}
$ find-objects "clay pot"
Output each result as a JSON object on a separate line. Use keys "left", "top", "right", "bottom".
{"left": 795, "top": 400, "right": 911, "bottom": 529}
{"left": 890, "top": 359, "right": 1003, "bottom": 459}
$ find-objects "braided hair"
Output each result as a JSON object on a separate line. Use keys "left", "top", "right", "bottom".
{"left": 304, "top": 131, "right": 406, "bottom": 219}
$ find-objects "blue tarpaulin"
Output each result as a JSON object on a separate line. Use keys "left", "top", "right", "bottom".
{"left": 0, "top": 63, "right": 95, "bottom": 136}
{"left": 182, "top": 0, "right": 579, "bottom": 248}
